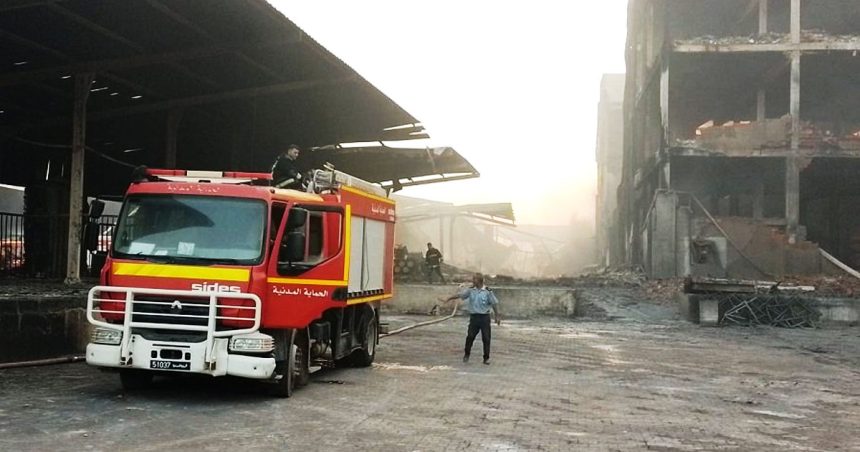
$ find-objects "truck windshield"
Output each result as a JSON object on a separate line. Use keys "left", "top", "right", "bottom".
{"left": 112, "top": 195, "right": 266, "bottom": 265}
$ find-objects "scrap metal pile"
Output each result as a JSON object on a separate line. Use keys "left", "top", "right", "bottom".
{"left": 685, "top": 276, "right": 821, "bottom": 328}
{"left": 719, "top": 293, "right": 820, "bottom": 328}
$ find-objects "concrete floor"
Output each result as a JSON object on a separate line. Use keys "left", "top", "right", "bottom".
{"left": 1, "top": 288, "right": 858, "bottom": 451}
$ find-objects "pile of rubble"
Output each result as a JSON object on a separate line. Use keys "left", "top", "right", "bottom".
{"left": 780, "top": 275, "right": 860, "bottom": 298}
{"left": 676, "top": 30, "right": 860, "bottom": 47}
{"left": 642, "top": 278, "right": 684, "bottom": 305}
{"left": 0, "top": 278, "right": 90, "bottom": 301}
{"left": 676, "top": 32, "right": 790, "bottom": 46}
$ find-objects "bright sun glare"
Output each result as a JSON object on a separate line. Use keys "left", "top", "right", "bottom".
{"left": 272, "top": 1, "right": 628, "bottom": 228}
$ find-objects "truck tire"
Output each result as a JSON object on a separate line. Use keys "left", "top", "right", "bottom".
{"left": 350, "top": 309, "right": 377, "bottom": 367}
{"left": 270, "top": 342, "right": 296, "bottom": 398}
{"left": 294, "top": 332, "right": 310, "bottom": 387}
{"left": 119, "top": 369, "right": 153, "bottom": 390}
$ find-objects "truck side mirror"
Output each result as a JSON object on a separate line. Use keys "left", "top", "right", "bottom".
{"left": 88, "top": 199, "right": 105, "bottom": 219}
{"left": 284, "top": 230, "right": 306, "bottom": 262}
{"left": 83, "top": 222, "right": 99, "bottom": 252}
{"left": 286, "top": 207, "right": 308, "bottom": 230}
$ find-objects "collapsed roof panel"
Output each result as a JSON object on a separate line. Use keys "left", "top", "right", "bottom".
{"left": 303, "top": 145, "right": 479, "bottom": 189}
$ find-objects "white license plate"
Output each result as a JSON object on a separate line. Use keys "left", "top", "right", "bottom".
{"left": 150, "top": 360, "right": 190, "bottom": 371}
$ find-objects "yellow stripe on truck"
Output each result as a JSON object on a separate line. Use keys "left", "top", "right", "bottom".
{"left": 347, "top": 294, "right": 393, "bottom": 305}
{"left": 113, "top": 262, "right": 250, "bottom": 282}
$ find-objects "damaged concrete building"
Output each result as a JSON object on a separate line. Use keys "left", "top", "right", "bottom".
{"left": 595, "top": 74, "right": 626, "bottom": 268}
{"left": 619, "top": 0, "right": 860, "bottom": 278}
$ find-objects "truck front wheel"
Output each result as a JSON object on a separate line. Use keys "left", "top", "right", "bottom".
{"left": 270, "top": 329, "right": 309, "bottom": 397}
{"left": 270, "top": 343, "right": 296, "bottom": 398}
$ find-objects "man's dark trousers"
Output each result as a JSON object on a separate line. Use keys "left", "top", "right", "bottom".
{"left": 465, "top": 313, "right": 491, "bottom": 360}
{"left": 427, "top": 265, "right": 445, "bottom": 284}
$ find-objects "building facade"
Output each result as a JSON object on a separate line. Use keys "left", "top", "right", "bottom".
{"left": 595, "top": 74, "right": 625, "bottom": 268}
{"left": 619, "top": 0, "right": 860, "bottom": 278}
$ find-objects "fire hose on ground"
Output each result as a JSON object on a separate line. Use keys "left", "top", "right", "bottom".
{"left": 1, "top": 304, "right": 458, "bottom": 369}
{"left": 0, "top": 355, "right": 85, "bottom": 370}
{"left": 380, "top": 302, "right": 459, "bottom": 339}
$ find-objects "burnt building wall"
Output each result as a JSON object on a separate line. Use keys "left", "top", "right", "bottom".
{"left": 595, "top": 74, "right": 625, "bottom": 268}
{"left": 620, "top": 0, "right": 860, "bottom": 278}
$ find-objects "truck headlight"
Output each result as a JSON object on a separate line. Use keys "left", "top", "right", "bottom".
{"left": 91, "top": 328, "right": 122, "bottom": 345}
{"left": 229, "top": 333, "right": 274, "bottom": 353}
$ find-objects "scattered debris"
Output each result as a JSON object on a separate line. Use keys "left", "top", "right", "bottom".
{"left": 676, "top": 30, "right": 860, "bottom": 47}
{"left": 685, "top": 276, "right": 815, "bottom": 294}
{"left": 720, "top": 294, "right": 820, "bottom": 328}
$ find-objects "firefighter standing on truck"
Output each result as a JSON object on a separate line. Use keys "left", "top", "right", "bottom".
{"left": 271, "top": 144, "right": 304, "bottom": 189}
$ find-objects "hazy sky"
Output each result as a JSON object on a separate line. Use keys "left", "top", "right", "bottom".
{"left": 273, "top": 1, "right": 628, "bottom": 226}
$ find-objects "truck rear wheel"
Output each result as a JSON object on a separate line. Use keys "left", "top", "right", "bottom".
{"left": 119, "top": 369, "right": 153, "bottom": 390}
{"left": 350, "top": 309, "right": 377, "bottom": 367}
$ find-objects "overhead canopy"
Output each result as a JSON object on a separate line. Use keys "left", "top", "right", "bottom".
{"left": 305, "top": 145, "right": 479, "bottom": 189}
{"left": 0, "top": 0, "right": 476, "bottom": 195}
{"left": 397, "top": 199, "right": 515, "bottom": 225}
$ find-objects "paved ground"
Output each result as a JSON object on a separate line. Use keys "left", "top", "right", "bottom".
{"left": 1, "top": 288, "right": 859, "bottom": 451}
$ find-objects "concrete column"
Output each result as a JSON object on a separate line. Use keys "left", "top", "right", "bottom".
{"left": 448, "top": 215, "right": 456, "bottom": 264}
{"left": 699, "top": 299, "right": 720, "bottom": 326}
{"left": 676, "top": 205, "right": 692, "bottom": 277}
{"left": 753, "top": 181, "right": 765, "bottom": 220}
{"left": 757, "top": 89, "right": 766, "bottom": 121}
{"left": 229, "top": 125, "right": 242, "bottom": 170}
{"left": 438, "top": 216, "right": 444, "bottom": 257}
{"left": 164, "top": 109, "right": 184, "bottom": 168}
{"left": 786, "top": 1, "right": 801, "bottom": 243}
{"left": 660, "top": 57, "right": 670, "bottom": 143}
{"left": 65, "top": 72, "right": 95, "bottom": 285}
{"left": 758, "top": 0, "right": 768, "bottom": 34}
{"left": 791, "top": 0, "right": 801, "bottom": 44}
{"left": 651, "top": 191, "right": 677, "bottom": 278}
{"left": 787, "top": 50, "right": 801, "bottom": 243}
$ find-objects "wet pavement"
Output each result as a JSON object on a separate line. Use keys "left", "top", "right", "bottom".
{"left": 1, "top": 288, "right": 858, "bottom": 451}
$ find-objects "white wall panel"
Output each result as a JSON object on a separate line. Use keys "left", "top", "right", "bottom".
{"left": 348, "top": 217, "right": 365, "bottom": 292}
{"left": 364, "top": 219, "right": 385, "bottom": 291}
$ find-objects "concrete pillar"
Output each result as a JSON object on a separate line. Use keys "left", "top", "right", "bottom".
{"left": 65, "top": 72, "right": 95, "bottom": 285}
{"left": 753, "top": 181, "right": 765, "bottom": 220}
{"left": 787, "top": 50, "right": 801, "bottom": 244}
{"left": 791, "top": 0, "right": 801, "bottom": 44}
{"left": 164, "top": 109, "right": 183, "bottom": 168}
{"left": 676, "top": 205, "right": 692, "bottom": 277}
{"left": 757, "top": 89, "right": 766, "bottom": 121}
{"left": 650, "top": 191, "right": 677, "bottom": 278}
{"left": 758, "top": 0, "right": 768, "bottom": 34}
{"left": 660, "top": 57, "right": 670, "bottom": 143}
{"left": 448, "top": 215, "right": 456, "bottom": 264}
{"left": 786, "top": 1, "right": 801, "bottom": 243}
{"left": 699, "top": 298, "right": 720, "bottom": 326}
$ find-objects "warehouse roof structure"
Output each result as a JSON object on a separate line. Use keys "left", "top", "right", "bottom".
{"left": 0, "top": 0, "right": 478, "bottom": 281}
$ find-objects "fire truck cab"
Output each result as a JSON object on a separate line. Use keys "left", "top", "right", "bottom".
{"left": 85, "top": 168, "right": 395, "bottom": 397}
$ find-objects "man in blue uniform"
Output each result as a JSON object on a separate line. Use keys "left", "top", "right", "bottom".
{"left": 442, "top": 273, "right": 501, "bottom": 364}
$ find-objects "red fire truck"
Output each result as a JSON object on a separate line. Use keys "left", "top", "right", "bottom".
{"left": 85, "top": 168, "right": 395, "bottom": 396}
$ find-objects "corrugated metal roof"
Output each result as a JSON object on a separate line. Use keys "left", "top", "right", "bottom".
{"left": 0, "top": 0, "right": 476, "bottom": 195}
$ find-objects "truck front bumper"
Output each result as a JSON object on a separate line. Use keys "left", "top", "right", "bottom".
{"left": 87, "top": 335, "right": 276, "bottom": 379}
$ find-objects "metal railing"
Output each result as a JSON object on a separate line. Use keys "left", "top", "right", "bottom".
{"left": 0, "top": 212, "right": 118, "bottom": 277}
{"left": 87, "top": 286, "right": 262, "bottom": 365}
{"left": 0, "top": 212, "right": 24, "bottom": 275}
